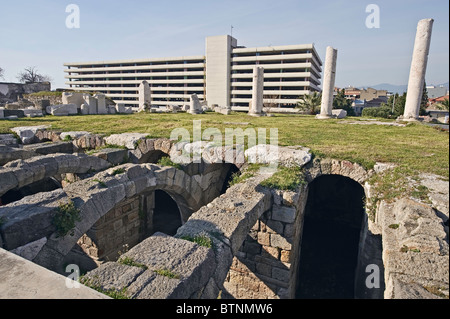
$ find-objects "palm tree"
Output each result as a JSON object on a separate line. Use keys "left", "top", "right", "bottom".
{"left": 435, "top": 98, "right": 449, "bottom": 111}
{"left": 297, "top": 92, "right": 322, "bottom": 115}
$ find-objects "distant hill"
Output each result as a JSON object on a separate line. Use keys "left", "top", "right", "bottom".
{"left": 357, "top": 82, "right": 449, "bottom": 95}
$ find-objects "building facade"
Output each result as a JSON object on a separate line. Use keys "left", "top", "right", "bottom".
{"left": 64, "top": 35, "right": 322, "bottom": 110}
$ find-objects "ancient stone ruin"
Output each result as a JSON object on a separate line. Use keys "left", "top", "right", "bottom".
{"left": 0, "top": 126, "right": 447, "bottom": 299}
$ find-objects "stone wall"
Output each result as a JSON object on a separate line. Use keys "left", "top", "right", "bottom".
{"left": 22, "top": 93, "right": 62, "bottom": 107}
{"left": 0, "top": 82, "right": 51, "bottom": 105}
{"left": 77, "top": 196, "right": 142, "bottom": 264}
{"left": 223, "top": 187, "right": 307, "bottom": 299}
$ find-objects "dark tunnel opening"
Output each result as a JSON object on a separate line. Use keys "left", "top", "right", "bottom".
{"left": 0, "top": 177, "right": 61, "bottom": 206}
{"left": 296, "top": 174, "right": 366, "bottom": 299}
{"left": 220, "top": 164, "right": 241, "bottom": 195}
{"left": 152, "top": 190, "right": 183, "bottom": 236}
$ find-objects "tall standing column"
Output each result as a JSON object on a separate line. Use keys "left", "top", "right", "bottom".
{"left": 138, "top": 80, "right": 151, "bottom": 112}
{"left": 317, "top": 46, "right": 338, "bottom": 119}
{"left": 248, "top": 66, "right": 264, "bottom": 116}
{"left": 403, "top": 19, "right": 434, "bottom": 121}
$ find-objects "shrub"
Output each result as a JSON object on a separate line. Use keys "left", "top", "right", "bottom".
{"left": 362, "top": 105, "right": 394, "bottom": 119}
{"left": 53, "top": 201, "right": 81, "bottom": 237}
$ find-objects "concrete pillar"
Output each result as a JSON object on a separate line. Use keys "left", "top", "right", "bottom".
{"left": 403, "top": 19, "right": 434, "bottom": 121}
{"left": 249, "top": 66, "right": 264, "bottom": 116}
{"left": 317, "top": 46, "right": 338, "bottom": 119}
{"left": 138, "top": 80, "right": 151, "bottom": 111}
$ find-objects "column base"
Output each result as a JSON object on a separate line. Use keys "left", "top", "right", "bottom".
{"left": 397, "top": 115, "right": 423, "bottom": 122}
{"left": 248, "top": 112, "right": 265, "bottom": 117}
{"left": 315, "top": 114, "right": 335, "bottom": 120}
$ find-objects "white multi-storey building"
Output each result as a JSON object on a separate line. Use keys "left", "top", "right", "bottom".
{"left": 64, "top": 35, "right": 322, "bottom": 110}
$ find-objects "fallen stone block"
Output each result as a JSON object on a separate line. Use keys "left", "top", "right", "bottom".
{"left": 332, "top": 109, "right": 347, "bottom": 119}
{"left": 46, "top": 104, "right": 78, "bottom": 116}
{"left": 23, "top": 109, "right": 44, "bottom": 118}
{"left": 10, "top": 125, "right": 50, "bottom": 145}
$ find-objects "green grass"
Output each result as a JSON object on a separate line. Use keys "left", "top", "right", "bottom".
{"left": 260, "top": 165, "right": 307, "bottom": 191}
{"left": 0, "top": 113, "right": 448, "bottom": 177}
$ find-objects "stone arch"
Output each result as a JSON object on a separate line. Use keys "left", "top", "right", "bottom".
{"left": 303, "top": 157, "right": 370, "bottom": 186}
{"left": 31, "top": 163, "right": 203, "bottom": 271}
{"left": 1, "top": 177, "right": 61, "bottom": 206}
{"left": 0, "top": 153, "right": 111, "bottom": 199}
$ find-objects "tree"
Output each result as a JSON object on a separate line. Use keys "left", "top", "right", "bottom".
{"left": 0, "top": 67, "right": 4, "bottom": 80}
{"left": 16, "top": 66, "right": 52, "bottom": 83}
{"left": 435, "top": 98, "right": 449, "bottom": 111}
{"left": 419, "top": 81, "right": 429, "bottom": 115}
{"left": 333, "top": 88, "right": 355, "bottom": 116}
{"left": 297, "top": 92, "right": 322, "bottom": 115}
{"left": 380, "top": 92, "right": 407, "bottom": 117}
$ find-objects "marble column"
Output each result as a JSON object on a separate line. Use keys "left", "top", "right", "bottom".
{"left": 317, "top": 46, "right": 338, "bottom": 119}
{"left": 138, "top": 80, "right": 151, "bottom": 111}
{"left": 189, "top": 93, "right": 202, "bottom": 114}
{"left": 249, "top": 66, "right": 264, "bottom": 116}
{"left": 403, "top": 19, "right": 434, "bottom": 121}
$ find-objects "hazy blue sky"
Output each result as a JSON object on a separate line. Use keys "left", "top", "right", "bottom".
{"left": 1, "top": 0, "right": 448, "bottom": 89}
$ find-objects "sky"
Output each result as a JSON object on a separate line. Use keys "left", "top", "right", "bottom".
{"left": 0, "top": 0, "right": 448, "bottom": 89}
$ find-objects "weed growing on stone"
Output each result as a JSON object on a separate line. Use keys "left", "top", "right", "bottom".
{"left": 93, "top": 179, "right": 107, "bottom": 188}
{"left": 367, "top": 166, "right": 433, "bottom": 221}
{"left": 111, "top": 168, "right": 125, "bottom": 176}
{"left": 154, "top": 268, "right": 180, "bottom": 279}
{"left": 117, "top": 256, "right": 148, "bottom": 270}
{"left": 228, "top": 163, "right": 263, "bottom": 187}
{"left": 53, "top": 201, "right": 81, "bottom": 237}
{"left": 80, "top": 276, "right": 130, "bottom": 299}
{"left": 180, "top": 235, "right": 213, "bottom": 249}
{"left": 62, "top": 135, "right": 73, "bottom": 142}
{"left": 157, "top": 156, "right": 182, "bottom": 170}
